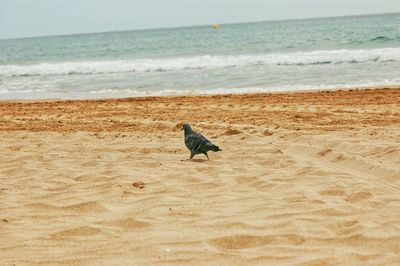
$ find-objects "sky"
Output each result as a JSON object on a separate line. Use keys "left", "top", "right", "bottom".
{"left": 1, "top": 0, "right": 400, "bottom": 39}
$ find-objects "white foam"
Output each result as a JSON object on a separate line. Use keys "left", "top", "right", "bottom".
{"left": 2, "top": 79, "right": 399, "bottom": 100}
{"left": 86, "top": 80, "right": 400, "bottom": 98}
{"left": 1, "top": 47, "right": 400, "bottom": 77}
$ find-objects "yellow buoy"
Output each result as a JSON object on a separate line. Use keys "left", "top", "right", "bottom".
{"left": 212, "top": 24, "right": 220, "bottom": 29}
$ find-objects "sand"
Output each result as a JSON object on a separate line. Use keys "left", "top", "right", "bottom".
{"left": 1, "top": 88, "right": 400, "bottom": 265}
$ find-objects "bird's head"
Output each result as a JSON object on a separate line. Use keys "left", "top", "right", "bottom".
{"left": 182, "top": 123, "right": 192, "bottom": 132}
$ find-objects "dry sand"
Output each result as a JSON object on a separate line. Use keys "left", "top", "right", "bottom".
{"left": 1, "top": 88, "right": 400, "bottom": 265}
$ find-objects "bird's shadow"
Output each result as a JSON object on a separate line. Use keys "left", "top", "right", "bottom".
{"left": 180, "top": 159, "right": 208, "bottom": 163}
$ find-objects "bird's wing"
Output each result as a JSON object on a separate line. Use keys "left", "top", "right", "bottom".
{"left": 198, "top": 134, "right": 220, "bottom": 152}
{"left": 185, "top": 134, "right": 197, "bottom": 150}
{"left": 198, "top": 133, "right": 217, "bottom": 147}
{"left": 186, "top": 133, "right": 210, "bottom": 152}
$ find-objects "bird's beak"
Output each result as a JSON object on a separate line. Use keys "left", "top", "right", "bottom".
{"left": 181, "top": 127, "right": 184, "bottom": 131}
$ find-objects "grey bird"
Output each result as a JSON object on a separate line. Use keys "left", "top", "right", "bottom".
{"left": 182, "top": 123, "right": 222, "bottom": 160}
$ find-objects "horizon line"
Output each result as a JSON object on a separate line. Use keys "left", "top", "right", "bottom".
{"left": 1, "top": 11, "right": 399, "bottom": 41}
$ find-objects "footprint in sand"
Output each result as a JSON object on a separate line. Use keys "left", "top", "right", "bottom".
{"left": 208, "top": 234, "right": 305, "bottom": 250}
{"left": 319, "top": 189, "right": 345, "bottom": 196}
{"left": 132, "top": 182, "right": 145, "bottom": 189}
{"left": 99, "top": 218, "right": 150, "bottom": 230}
{"left": 318, "top": 148, "right": 333, "bottom": 157}
{"left": 49, "top": 226, "right": 101, "bottom": 239}
{"left": 222, "top": 128, "right": 242, "bottom": 136}
{"left": 63, "top": 201, "right": 108, "bottom": 213}
{"left": 346, "top": 192, "right": 373, "bottom": 203}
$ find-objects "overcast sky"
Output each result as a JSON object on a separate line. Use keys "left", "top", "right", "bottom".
{"left": 1, "top": 0, "right": 400, "bottom": 39}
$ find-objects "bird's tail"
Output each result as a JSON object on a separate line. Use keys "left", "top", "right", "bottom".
{"left": 212, "top": 145, "right": 222, "bottom": 152}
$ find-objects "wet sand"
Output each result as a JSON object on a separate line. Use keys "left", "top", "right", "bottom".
{"left": 1, "top": 88, "right": 400, "bottom": 265}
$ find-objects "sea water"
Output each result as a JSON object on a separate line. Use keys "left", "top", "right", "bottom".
{"left": 1, "top": 13, "right": 400, "bottom": 99}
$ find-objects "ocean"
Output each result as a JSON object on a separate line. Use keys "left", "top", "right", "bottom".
{"left": 1, "top": 13, "right": 400, "bottom": 99}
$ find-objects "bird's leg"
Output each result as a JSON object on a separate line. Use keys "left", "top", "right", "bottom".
{"left": 204, "top": 152, "right": 209, "bottom": 160}
{"left": 190, "top": 152, "right": 195, "bottom": 160}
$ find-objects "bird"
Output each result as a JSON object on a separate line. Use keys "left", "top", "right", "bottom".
{"left": 182, "top": 123, "right": 222, "bottom": 160}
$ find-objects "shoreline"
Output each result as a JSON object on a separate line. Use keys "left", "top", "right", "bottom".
{"left": 1, "top": 85, "right": 399, "bottom": 103}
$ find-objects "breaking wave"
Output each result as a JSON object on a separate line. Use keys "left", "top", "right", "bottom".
{"left": 1, "top": 47, "right": 399, "bottom": 77}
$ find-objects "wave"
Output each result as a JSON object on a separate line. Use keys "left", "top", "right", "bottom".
{"left": 1, "top": 47, "right": 400, "bottom": 77}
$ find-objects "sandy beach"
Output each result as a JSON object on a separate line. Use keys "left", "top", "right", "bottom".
{"left": 1, "top": 88, "right": 400, "bottom": 265}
